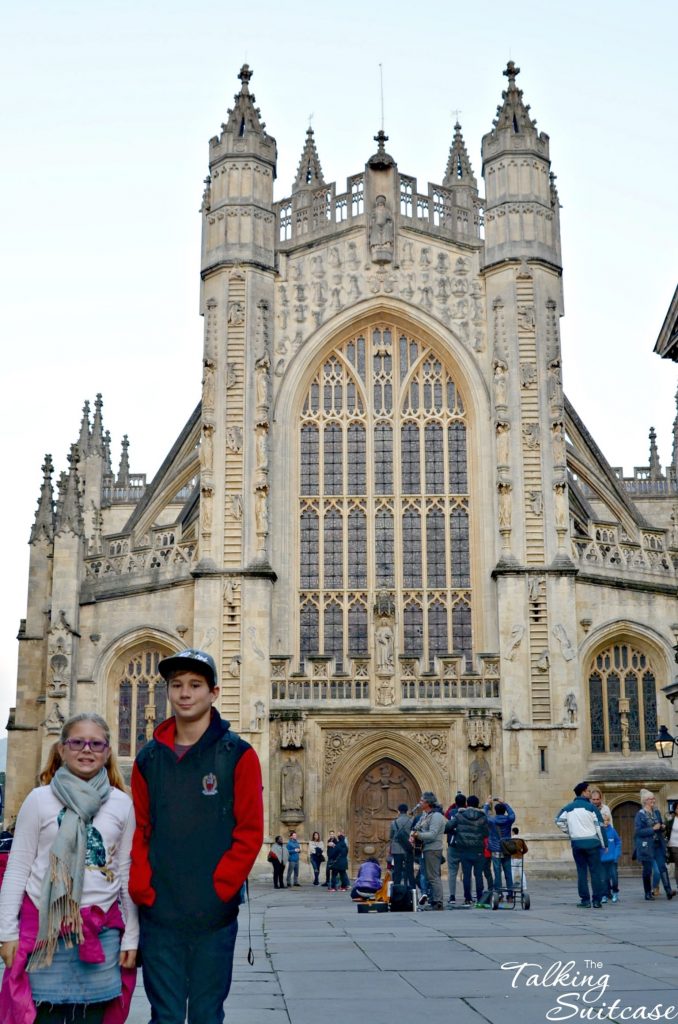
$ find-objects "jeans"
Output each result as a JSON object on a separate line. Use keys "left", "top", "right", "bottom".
{"left": 272, "top": 860, "right": 285, "bottom": 888}
{"left": 286, "top": 860, "right": 299, "bottom": 885}
{"left": 415, "top": 855, "right": 428, "bottom": 895}
{"left": 460, "top": 853, "right": 484, "bottom": 901}
{"left": 572, "top": 844, "right": 604, "bottom": 903}
{"left": 310, "top": 853, "right": 324, "bottom": 883}
{"left": 329, "top": 868, "right": 349, "bottom": 888}
{"left": 422, "top": 849, "right": 443, "bottom": 907}
{"left": 491, "top": 852, "right": 514, "bottom": 894}
{"left": 447, "top": 847, "right": 461, "bottom": 898}
{"left": 601, "top": 860, "right": 618, "bottom": 895}
{"left": 140, "top": 913, "right": 238, "bottom": 1024}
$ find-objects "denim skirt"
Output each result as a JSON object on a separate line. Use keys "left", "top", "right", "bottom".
{"left": 29, "top": 927, "right": 122, "bottom": 1005}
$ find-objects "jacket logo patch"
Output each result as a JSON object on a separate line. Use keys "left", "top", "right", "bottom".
{"left": 202, "top": 772, "right": 218, "bottom": 796}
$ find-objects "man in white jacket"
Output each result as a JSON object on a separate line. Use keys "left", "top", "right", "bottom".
{"left": 555, "top": 781, "right": 607, "bottom": 908}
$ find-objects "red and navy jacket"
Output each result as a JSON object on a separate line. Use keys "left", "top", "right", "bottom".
{"left": 129, "top": 709, "right": 263, "bottom": 929}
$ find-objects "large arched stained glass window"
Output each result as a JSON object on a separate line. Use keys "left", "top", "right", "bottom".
{"left": 298, "top": 324, "right": 472, "bottom": 672}
{"left": 588, "top": 643, "right": 658, "bottom": 753}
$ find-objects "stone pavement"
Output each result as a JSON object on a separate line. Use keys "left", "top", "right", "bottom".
{"left": 123, "top": 876, "right": 678, "bottom": 1023}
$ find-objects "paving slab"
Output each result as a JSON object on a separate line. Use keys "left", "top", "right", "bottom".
{"left": 5, "top": 878, "right": 678, "bottom": 1023}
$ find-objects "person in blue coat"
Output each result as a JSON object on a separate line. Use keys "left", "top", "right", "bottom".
{"left": 484, "top": 797, "right": 516, "bottom": 899}
{"left": 599, "top": 814, "right": 621, "bottom": 903}
{"left": 286, "top": 831, "right": 302, "bottom": 887}
{"left": 634, "top": 790, "right": 674, "bottom": 901}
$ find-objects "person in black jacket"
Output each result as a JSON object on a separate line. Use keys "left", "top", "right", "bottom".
{"left": 130, "top": 648, "right": 264, "bottom": 1024}
{"left": 445, "top": 795, "right": 489, "bottom": 905}
{"left": 328, "top": 831, "right": 349, "bottom": 891}
{"left": 389, "top": 804, "right": 416, "bottom": 889}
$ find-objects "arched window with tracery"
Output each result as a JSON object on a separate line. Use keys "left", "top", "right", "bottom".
{"left": 116, "top": 647, "right": 170, "bottom": 757}
{"left": 298, "top": 323, "right": 472, "bottom": 674}
{"left": 588, "top": 642, "right": 658, "bottom": 753}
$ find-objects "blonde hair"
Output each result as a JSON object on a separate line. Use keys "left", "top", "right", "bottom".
{"left": 39, "top": 714, "right": 127, "bottom": 792}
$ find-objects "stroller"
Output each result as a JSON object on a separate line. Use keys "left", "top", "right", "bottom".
{"left": 490, "top": 837, "right": 530, "bottom": 910}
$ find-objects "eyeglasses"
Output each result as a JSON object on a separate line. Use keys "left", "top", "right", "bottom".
{"left": 62, "top": 738, "right": 109, "bottom": 753}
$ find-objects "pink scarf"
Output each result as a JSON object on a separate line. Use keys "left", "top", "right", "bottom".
{"left": 0, "top": 895, "right": 136, "bottom": 1024}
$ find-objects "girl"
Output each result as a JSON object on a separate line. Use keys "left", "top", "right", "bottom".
{"left": 308, "top": 832, "right": 325, "bottom": 886}
{"left": 269, "top": 836, "right": 286, "bottom": 890}
{"left": 0, "top": 714, "right": 138, "bottom": 1023}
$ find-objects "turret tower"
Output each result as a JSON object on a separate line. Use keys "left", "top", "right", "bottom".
{"left": 196, "top": 67, "right": 278, "bottom": 744}
{"left": 481, "top": 63, "right": 575, "bottom": 812}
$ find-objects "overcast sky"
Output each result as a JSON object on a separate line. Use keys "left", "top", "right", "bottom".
{"left": 1, "top": 0, "right": 676, "bottom": 740}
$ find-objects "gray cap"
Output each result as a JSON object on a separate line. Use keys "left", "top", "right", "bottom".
{"left": 158, "top": 649, "right": 218, "bottom": 688}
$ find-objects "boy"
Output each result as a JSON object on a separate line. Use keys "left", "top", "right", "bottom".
{"left": 600, "top": 813, "right": 621, "bottom": 903}
{"left": 130, "top": 648, "right": 263, "bottom": 1024}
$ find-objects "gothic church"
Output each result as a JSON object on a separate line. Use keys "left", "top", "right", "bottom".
{"left": 8, "top": 62, "right": 678, "bottom": 871}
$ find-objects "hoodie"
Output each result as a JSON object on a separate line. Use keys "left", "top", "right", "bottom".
{"left": 130, "top": 709, "right": 263, "bottom": 929}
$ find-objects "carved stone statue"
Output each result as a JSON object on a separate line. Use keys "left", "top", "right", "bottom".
{"left": 255, "top": 430, "right": 269, "bottom": 474}
{"left": 498, "top": 482, "right": 512, "bottom": 530}
{"left": 496, "top": 421, "right": 510, "bottom": 467}
{"left": 554, "top": 479, "right": 568, "bottom": 530}
{"left": 227, "top": 301, "right": 244, "bottom": 326}
{"left": 281, "top": 759, "right": 304, "bottom": 812}
{"left": 564, "top": 691, "right": 578, "bottom": 723}
{"left": 553, "top": 623, "right": 576, "bottom": 661}
{"left": 493, "top": 360, "right": 508, "bottom": 408}
{"left": 255, "top": 491, "right": 269, "bottom": 538}
{"left": 469, "top": 754, "right": 492, "bottom": 799}
{"left": 200, "top": 425, "right": 214, "bottom": 474}
{"left": 255, "top": 353, "right": 270, "bottom": 411}
{"left": 375, "top": 622, "right": 395, "bottom": 673}
{"left": 506, "top": 624, "right": 525, "bottom": 661}
{"left": 552, "top": 422, "right": 566, "bottom": 467}
{"left": 251, "top": 700, "right": 265, "bottom": 732}
{"left": 201, "top": 486, "right": 213, "bottom": 533}
{"left": 369, "top": 195, "right": 394, "bottom": 264}
{"left": 202, "top": 365, "right": 215, "bottom": 411}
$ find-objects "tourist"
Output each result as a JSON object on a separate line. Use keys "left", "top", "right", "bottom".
{"left": 0, "top": 713, "right": 138, "bottom": 1024}
{"left": 129, "top": 648, "right": 263, "bottom": 1024}
{"left": 600, "top": 813, "right": 621, "bottom": 903}
{"left": 444, "top": 793, "right": 466, "bottom": 905}
{"left": 484, "top": 797, "right": 516, "bottom": 901}
{"left": 308, "top": 832, "right": 325, "bottom": 886}
{"left": 389, "top": 804, "right": 416, "bottom": 890}
{"left": 446, "top": 795, "right": 488, "bottom": 906}
{"left": 286, "top": 831, "right": 301, "bottom": 887}
{"left": 328, "top": 830, "right": 349, "bottom": 891}
{"left": 555, "top": 781, "right": 606, "bottom": 908}
{"left": 269, "top": 836, "right": 286, "bottom": 889}
{"left": 634, "top": 789, "right": 674, "bottom": 901}
{"left": 411, "top": 792, "right": 446, "bottom": 911}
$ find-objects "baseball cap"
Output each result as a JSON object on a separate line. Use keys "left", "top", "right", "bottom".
{"left": 158, "top": 649, "right": 218, "bottom": 688}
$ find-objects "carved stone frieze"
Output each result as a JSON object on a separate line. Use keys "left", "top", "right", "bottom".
{"left": 324, "top": 731, "right": 362, "bottom": 774}
{"left": 412, "top": 731, "right": 449, "bottom": 781}
{"left": 280, "top": 717, "right": 304, "bottom": 749}
{"left": 273, "top": 238, "right": 485, "bottom": 376}
{"left": 465, "top": 715, "right": 492, "bottom": 750}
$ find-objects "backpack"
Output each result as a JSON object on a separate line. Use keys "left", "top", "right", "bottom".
{"left": 389, "top": 883, "right": 414, "bottom": 912}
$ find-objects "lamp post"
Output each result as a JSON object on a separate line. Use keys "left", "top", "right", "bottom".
{"left": 655, "top": 725, "right": 676, "bottom": 759}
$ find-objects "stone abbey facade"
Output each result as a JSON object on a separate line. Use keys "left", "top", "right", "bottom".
{"left": 8, "top": 62, "right": 678, "bottom": 870}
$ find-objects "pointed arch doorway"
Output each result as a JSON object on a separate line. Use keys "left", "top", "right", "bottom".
{"left": 350, "top": 758, "right": 420, "bottom": 866}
